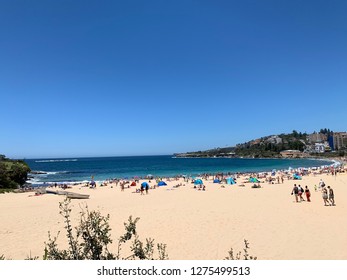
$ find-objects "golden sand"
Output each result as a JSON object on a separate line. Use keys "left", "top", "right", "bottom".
{"left": 1, "top": 172, "right": 346, "bottom": 260}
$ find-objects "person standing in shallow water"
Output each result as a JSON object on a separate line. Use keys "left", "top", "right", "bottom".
{"left": 305, "top": 186, "right": 311, "bottom": 202}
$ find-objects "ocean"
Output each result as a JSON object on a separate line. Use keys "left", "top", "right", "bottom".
{"left": 25, "top": 155, "right": 334, "bottom": 186}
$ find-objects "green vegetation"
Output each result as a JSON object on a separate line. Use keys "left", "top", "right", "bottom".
{"left": 44, "top": 198, "right": 169, "bottom": 260}
{"left": 234, "top": 130, "right": 308, "bottom": 158}
{"left": 174, "top": 147, "right": 235, "bottom": 158}
{"left": 0, "top": 154, "right": 31, "bottom": 189}
{"left": 175, "top": 128, "right": 345, "bottom": 158}
{"left": 318, "top": 128, "right": 333, "bottom": 137}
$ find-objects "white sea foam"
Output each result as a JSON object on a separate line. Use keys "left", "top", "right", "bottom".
{"left": 26, "top": 178, "right": 43, "bottom": 184}
{"left": 27, "top": 179, "right": 89, "bottom": 186}
{"left": 35, "top": 159, "right": 78, "bottom": 163}
{"left": 31, "top": 171, "right": 69, "bottom": 176}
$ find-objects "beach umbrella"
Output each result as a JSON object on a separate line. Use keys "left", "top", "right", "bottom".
{"left": 141, "top": 182, "right": 149, "bottom": 188}
{"left": 213, "top": 179, "right": 220, "bottom": 183}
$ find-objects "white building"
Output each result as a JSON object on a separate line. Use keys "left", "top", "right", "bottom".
{"left": 314, "top": 143, "right": 325, "bottom": 153}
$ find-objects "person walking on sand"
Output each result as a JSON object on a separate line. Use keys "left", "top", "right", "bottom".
{"left": 305, "top": 186, "right": 311, "bottom": 202}
{"left": 322, "top": 187, "right": 330, "bottom": 206}
{"left": 291, "top": 184, "right": 299, "bottom": 203}
{"left": 327, "top": 186, "right": 335, "bottom": 206}
{"left": 298, "top": 185, "right": 305, "bottom": 201}
{"left": 319, "top": 179, "right": 325, "bottom": 190}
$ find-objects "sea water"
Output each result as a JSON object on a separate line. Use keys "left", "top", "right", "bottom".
{"left": 25, "top": 156, "right": 333, "bottom": 185}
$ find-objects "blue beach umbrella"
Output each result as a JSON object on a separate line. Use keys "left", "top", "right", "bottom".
{"left": 141, "top": 182, "right": 149, "bottom": 188}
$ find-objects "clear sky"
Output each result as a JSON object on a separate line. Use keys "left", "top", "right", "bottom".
{"left": 1, "top": 0, "right": 346, "bottom": 159}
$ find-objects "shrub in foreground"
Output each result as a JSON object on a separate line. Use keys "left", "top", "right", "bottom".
{"left": 43, "top": 198, "right": 168, "bottom": 260}
{"left": 225, "top": 239, "right": 257, "bottom": 260}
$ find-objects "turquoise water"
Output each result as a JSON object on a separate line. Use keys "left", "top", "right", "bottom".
{"left": 25, "top": 156, "right": 333, "bottom": 185}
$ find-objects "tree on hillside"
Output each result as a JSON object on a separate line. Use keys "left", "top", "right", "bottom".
{"left": 0, "top": 155, "right": 31, "bottom": 189}
{"left": 0, "top": 162, "right": 11, "bottom": 188}
{"left": 319, "top": 128, "right": 333, "bottom": 136}
{"left": 9, "top": 162, "right": 31, "bottom": 187}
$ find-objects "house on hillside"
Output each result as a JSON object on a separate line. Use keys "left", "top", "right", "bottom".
{"left": 314, "top": 143, "right": 325, "bottom": 153}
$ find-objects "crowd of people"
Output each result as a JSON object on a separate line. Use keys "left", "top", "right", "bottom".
{"left": 291, "top": 178, "right": 335, "bottom": 206}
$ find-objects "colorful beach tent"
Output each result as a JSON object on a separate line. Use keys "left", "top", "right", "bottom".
{"left": 213, "top": 179, "right": 220, "bottom": 183}
{"left": 293, "top": 174, "right": 302, "bottom": 180}
{"left": 226, "top": 177, "right": 236, "bottom": 185}
{"left": 249, "top": 177, "right": 260, "bottom": 183}
{"left": 158, "top": 181, "right": 167, "bottom": 186}
{"left": 130, "top": 182, "right": 136, "bottom": 186}
{"left": 194, "top": 179, "right": 203, "bottom": 185}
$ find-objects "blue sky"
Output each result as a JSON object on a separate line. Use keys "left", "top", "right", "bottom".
{"left": 1, "top": 0, "right": 346, "bottom": 158}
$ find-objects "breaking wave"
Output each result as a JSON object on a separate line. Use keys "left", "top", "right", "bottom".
{"left": 35, "top": 159, "right": 78, "bottom": 163}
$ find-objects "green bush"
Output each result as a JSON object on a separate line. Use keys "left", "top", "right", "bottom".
{"left": 44, "top": 198, "right": 168, "bottom": 260}
{"left": 0, "top": 155, "right": 31, "bottom": 189}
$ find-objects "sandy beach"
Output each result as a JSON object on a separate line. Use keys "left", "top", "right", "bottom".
{"left": 1, "top": 171, "right": 347, "bottom": 260}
